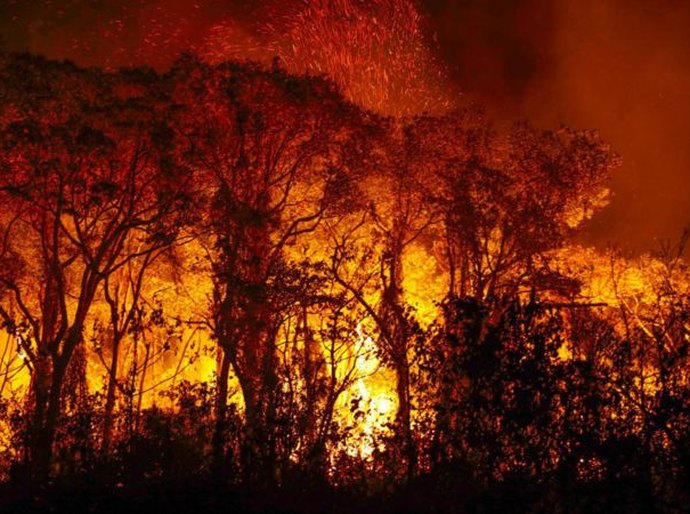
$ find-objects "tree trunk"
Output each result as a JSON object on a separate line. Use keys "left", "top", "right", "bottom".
{"left": 385, "top": 245, "right": 417, "bottom": 479}
{"left": 29, "top": 351, "right": 70, "bottom": 483}
{"left": 29, "top": 353, "right": 51, "bottom": 483}
{"left": 235, "top": 367, "right": 278, "bottom": 486}
{"left": 212, "top": 351, "right": 231, "bottom": 476}
{"left": 101, "top": 337, "right": 121, "bottom": 457}
{"left": 395, "top": 355, "right": 416, "bottom": 481}
{"left": 135, "top": 342, "right": 151, "bottom": 432}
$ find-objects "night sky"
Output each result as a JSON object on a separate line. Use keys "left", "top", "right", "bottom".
{"left": 1, "top": 0, "right": 689, "bottom": 250}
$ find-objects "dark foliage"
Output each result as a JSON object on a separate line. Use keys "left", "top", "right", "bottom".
{"left": 1, "top": 51, "right": 688, "bottom": 513}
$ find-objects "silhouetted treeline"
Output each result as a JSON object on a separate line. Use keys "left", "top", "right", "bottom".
{"left": 0, "top": 52, "right": 688, "bottom": 513}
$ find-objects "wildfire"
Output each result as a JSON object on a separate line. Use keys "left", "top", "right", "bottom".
{"left": 3, "top": 21, "right": 687, "bottom": 509}
{"left": 342, "top": 322, "right": 396, "bottom": 459}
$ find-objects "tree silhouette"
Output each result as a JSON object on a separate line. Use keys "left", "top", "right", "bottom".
{"left": 5, "top": 51, "right": 689, "bottom": 514}
{"left": 170, "top": 56, "right": 366, "bottom": 482}
{"left": 0, "top": 55, "right": 192, "bottom": 481}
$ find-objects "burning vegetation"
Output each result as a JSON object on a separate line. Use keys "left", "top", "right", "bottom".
{"left": 0, "top": 8, "right": 688, "bottom": 512}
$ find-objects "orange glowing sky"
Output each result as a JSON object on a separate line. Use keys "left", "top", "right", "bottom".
{"left": 1, "top": 0, "right": 688, "bottom": 250}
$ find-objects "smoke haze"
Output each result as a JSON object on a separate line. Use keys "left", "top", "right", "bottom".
{"left": 1, "top": 0, "right": 688, "bottom": 249}
{"left": 426, "top": 0, "right": 690, "bottom": 249}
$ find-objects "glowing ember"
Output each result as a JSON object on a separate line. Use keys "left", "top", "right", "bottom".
{"left": 203, "top": 0, "right": 454, "bottom": 115}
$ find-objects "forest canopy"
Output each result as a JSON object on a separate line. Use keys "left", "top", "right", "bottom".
{"left": 0, "top": 52, "right": 688, "bottom": 513}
